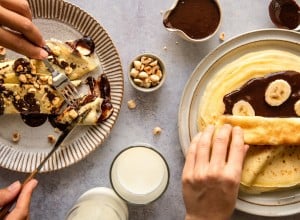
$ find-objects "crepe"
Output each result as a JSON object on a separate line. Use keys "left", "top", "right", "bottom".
{"left": 197, "top": 49, "right": 300, "bottom": 192}
{"left": 217, "top": 116, "right": 300, "bottom": 145}
{"left": 0, "top": 37, "right": 113, "bottom": 126}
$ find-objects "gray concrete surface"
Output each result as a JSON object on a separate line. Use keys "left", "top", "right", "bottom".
{"left": 0, "top": 0, "right": 300, "bottom": 219}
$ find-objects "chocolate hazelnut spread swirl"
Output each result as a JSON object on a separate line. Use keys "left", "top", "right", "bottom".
{"left": 223, "top": 71, "right": 300, "bottom": 117}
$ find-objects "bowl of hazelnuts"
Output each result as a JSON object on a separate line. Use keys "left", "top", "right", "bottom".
{"left": 129, "top": 53, "right": 166, "bottom": 92}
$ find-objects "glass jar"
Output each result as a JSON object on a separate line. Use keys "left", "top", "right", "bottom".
{"left": 66, "top": 187, "right": 128, "bottom": 220}
{"left": 110, "top": 145, "right": 170, "bottom": 205}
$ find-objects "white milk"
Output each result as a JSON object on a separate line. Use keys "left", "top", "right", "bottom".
{"left": 110, "top": 146, "right": 169, "bottom": 205}
{"left": 66, "top": 187, "right": 128, "bottom": 220}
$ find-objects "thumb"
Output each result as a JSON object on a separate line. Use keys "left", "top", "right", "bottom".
{"left": 0, "top": 181, "right": 21, "bottom": 206}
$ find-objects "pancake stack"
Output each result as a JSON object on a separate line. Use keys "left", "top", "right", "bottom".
{"left": 198, "top": 49, "right": 300, "bottom": 193}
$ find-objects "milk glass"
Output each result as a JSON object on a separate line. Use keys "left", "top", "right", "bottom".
{"left": 66, "top": 187, "right": 128, "bottom": 220}
{"left": 110, "top": 145, "right": 170, "bottom": 205}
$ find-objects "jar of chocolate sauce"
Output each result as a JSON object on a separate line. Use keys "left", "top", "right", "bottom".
{"left": 163, "top": 0, "right": 222, "bottom": 42}
{"left": 269, "top": 0, "right": 300, "bottom": 30}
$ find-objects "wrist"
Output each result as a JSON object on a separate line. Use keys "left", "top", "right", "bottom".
{"left": 185, "top": 214, "right": 205, "bottom": 220}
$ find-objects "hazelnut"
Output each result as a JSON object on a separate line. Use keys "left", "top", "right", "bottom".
{"left": 130, "top": 68, "right": 139, "bottom": 78}
{"left": 141, "top": 56, "right": 153, "bottom": 65}
{"left": 153, "top": 127, "right": 162, "bottom": 135}
{"left": 48, "top": 135, "right": 56, "bottom": 144}
{"left": 28, "top": 87, "right": 36, "bottom": 93}
{"left": 133, "top": 60, "right": 142, "bottom": 70}
{"left": 65, "top": 66, "right": 73, "bottom": 75}
{"left": 52, "top": 97, "right": 60, "bottom": 106}
{"left": 12, "top": 132, "right": 20, "bottom": 143}
{"left": 18, "top": 74, "right": 27, "bottom": 83}
{"left": 127, "top": 99, "right": 136, "bottom": 109}
{"left": 219, "top": 32, "right": 225, "bottom": 41}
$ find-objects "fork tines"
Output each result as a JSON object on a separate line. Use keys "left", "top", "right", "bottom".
{"left": 61, "top": 84, "right": 80, "bottom": 106}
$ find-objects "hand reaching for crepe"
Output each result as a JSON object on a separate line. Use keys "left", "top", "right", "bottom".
{"left": 0, "top": 0, "right": 47, "bottom": 59}
{"left": 182, "top": 125, "right": 249, "bottom": 220}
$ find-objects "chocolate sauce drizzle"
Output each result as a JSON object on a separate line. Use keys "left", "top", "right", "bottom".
{"left": 223, "top": 71, "right": 300, "bottom": 117}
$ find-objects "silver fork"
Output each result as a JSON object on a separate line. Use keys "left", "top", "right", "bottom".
{"left": 43, "top": 59, "right": 79, "bottom": 106}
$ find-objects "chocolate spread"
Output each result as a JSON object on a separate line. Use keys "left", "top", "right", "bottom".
{"left": 223, "top": 71, "right": 300, "bottom": 117}
{"left": 163, "top": 0, "right": 221, "bottom": 39}
{"left": 269, "top": 0, "right": 300, "bottom": 29}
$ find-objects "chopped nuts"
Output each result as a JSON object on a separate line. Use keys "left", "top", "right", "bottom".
{"left": 54, "top": 128, "right": 61, "bottom": 133}
{"left": 48, "top": 135, "right": 56, "bottom": 144}
{"left": 18, "top": 74, "right": 27, "bottom": 83}
{"left": 12, "top": 132, "right": 20, "bottom": 143}
{"left": 127, "top": 99, "right": 136, "bottom": 109}
{"left": 153, "top": 127, "right": 162, "bottom": 135}
{"left": 65, "top": 66, "right": 73, "bottom": 75}
{"left": 130, "top": 55, "right": 164, "bottom": 89}
{"left": 219, "top": 32, "right": 225, "bottom": 41}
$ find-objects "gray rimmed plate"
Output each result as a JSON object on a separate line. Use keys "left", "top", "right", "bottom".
{"left": 178, "top": 29, "right": 300, "bottom": 216}
{"left": 0, "top": 0, "right": 123, "bottom": 173}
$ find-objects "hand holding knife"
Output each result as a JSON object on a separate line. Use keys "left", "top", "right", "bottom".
{"left": 0, "top": 110, "right": 89, "bottom": 220}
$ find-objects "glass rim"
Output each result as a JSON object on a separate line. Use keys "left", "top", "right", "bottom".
{"left": 109, "top": 144, "right": 170, "bottom": 205}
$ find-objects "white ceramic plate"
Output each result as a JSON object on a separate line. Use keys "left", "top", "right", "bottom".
{"left": 178, "top": 29, "right": 300, "bottom": 216}
{"left": 0, "top": 0, "right": 123, "bottom": 172}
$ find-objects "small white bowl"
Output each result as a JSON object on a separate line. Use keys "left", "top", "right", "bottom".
{"left": 128, "top": 53, "right": 166, "bottom": 92}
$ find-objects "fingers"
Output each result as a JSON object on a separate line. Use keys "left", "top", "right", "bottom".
{"left": 0, "top": 0, "right": 32, "bottom": 20}
{"left": 0, "top": 6, "right": 44, "bottom": 48}
{"left": 8, "top": 179, "right": 38, "bottom": 220}
{"left": 227, "top": 126, "right": 249, "bottom": 170}
{"left": 0, "top": 28, "right": 47, "bottom": 59}
{"left": 194, "top": 125, "right": 214, "bottom": 170}
{"left": 182, "top": 132, "right": 202, "bottom": 178}
{"left": 210, "top": 124, "right": 232, "bottom": 166}
{"left": 0, "top": 181, "right": 21, "bottom": 206}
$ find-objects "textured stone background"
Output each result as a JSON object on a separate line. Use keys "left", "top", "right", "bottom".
{"left": 0, "top": 0, "right": 299, "bottom": 219}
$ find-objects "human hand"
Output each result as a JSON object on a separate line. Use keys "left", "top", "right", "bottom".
{"left": 182, "top": 125, "right": 249, "bottom": 220}
{"left": 0, "top": 0, "right": 47, "bottom": 59}
{"left": 0, "top": 179, "right": 38, "bottom": 220}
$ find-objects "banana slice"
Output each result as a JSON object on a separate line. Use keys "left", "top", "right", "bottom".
{"left": 294, "top": 100, "right": 300, "bottom": 116}
{"left": 232, "top": 100, "right": 255, "bottom": 116}
{"left": 265, "top": 79, "right": 291, "bottom": 106}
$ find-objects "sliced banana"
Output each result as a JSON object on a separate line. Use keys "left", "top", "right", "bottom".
{"left": 265, "top": 79, "right": 291, "bottom": 106}
{"left": 232, "top": 100, "right": 255, "bottom": 116}
{"left": 294, "top": 100, "right": 300, "bottom": 116}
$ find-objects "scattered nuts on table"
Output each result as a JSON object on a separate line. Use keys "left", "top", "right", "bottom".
{"left": 153, "top": 126, "right": 162, "bottom": 135}
{"left": 12, "top": 132, "right": 20, "bottom": 143}
{"left": 127, "top": 99, "right": 137, "bottom": 109}
{"left": 48, "top": 135, "right": 56, "bottom": 144}
{"left": 219, "top": 32, "right": 225, "bottom": 41}
{"left": 130, "top": 55, "right": 164, "bottom": 88}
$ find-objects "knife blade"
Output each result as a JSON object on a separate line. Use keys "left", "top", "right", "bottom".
{"left": 0, "top": 110, "right": 90, "bottom": 219}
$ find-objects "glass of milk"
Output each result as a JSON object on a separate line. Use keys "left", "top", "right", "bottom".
{"left": 110, "top": 145, "right": 170, "bottom": 205}
{"left": 66, "top": 187, "right": 128, "bottom": 220}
